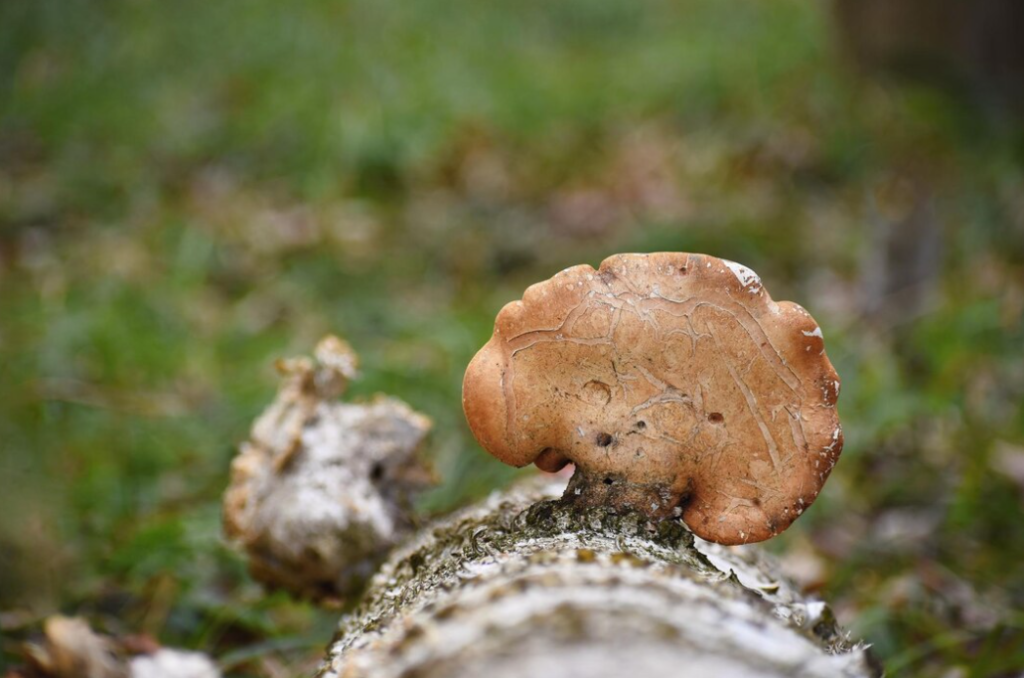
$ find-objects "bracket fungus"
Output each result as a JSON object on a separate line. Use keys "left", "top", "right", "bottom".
{"left": 462, "top": 253, "right": 842, "bottom": 545}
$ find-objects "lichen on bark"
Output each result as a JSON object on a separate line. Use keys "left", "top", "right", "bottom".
{"left": 318, "top": 479, "right": 880, "bottom": 678}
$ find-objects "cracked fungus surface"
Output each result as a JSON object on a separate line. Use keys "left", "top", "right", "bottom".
{"left": 463, "top": 253, "right": 843, "bottom": 544}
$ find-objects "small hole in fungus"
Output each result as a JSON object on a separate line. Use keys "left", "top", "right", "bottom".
{"left": 370, "top": 463, "right": 385, "bottom": 481}
{"left": 603, "top": 477, "right": 614, "bottom": 485}
{"left": 707, "top": 412, "right": 724, "bottom": 424}
{"left": 679, "top": 266, "right": 688, "bottom": 275}
{"left": 635, "top": 421, "right": 646, "bottom": 430}
{"left": 596, "top": 432, "right": 613, "bottom": 447}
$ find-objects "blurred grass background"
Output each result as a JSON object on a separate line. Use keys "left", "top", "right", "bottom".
{"left": 1, "top": 0, "right": 1023, "bottom": 676}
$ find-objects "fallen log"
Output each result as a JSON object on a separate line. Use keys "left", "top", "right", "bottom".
{"left": 317, "top": 480, "right": 879, "bottom": 678}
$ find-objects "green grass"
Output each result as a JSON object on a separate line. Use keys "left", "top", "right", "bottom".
{"left": 2, "top": 0, "right": 1024, "bottom": 675}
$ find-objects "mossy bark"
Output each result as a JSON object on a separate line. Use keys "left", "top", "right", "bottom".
{"left": 317, "top": 480, "right": 880, "bottom": 678}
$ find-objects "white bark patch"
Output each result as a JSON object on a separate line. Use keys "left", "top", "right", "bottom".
{"left": 130, "top": 650, "right": 221, "bottom": 678}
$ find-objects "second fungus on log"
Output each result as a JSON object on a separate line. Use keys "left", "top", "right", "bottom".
{"left": 462, "top": 253, "right": 843, "bottom": 545}
{"left": 224, "top": 336, "right": 434, "bottom": 602}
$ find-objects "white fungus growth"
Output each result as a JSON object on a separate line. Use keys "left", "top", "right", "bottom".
{"left": 723, "top": 259, "right": 764, "bottom": 293}
{"left": 224, "top": 336, "right": 433, "bottom": 601}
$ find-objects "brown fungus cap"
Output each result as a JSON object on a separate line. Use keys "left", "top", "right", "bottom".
{"left": 462, "top": 253, "right": 842, "bottom": 545}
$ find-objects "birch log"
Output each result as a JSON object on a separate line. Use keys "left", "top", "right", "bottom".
{"left": 317, "top": 480, "right": 880, "bottom": 678}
